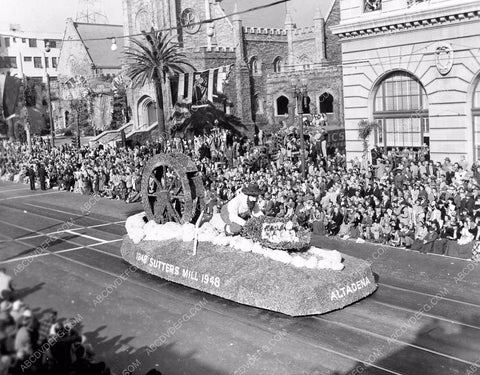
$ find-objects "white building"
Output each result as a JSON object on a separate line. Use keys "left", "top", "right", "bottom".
{"left": 331, "top": 0, "right": 480, "bottom": 163}
{"left": 0, "top": 24, "right": 61, "bottom": 82}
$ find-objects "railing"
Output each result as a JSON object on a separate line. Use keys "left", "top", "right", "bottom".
{"left": 88, "top": 122, "right": 134, "bottom": 146}
{"left": 126, "top": 122, "right": 158, "bottom": 139}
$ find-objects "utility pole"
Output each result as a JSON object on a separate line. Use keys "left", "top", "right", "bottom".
{"left": 22, "top": 81, "right": 32, "bottom": 152}
{"left": 43, "top": 43, "right": 55, "bottom": 147}
{"left": 291, "top": 76, "right": 309, "bottom": 179}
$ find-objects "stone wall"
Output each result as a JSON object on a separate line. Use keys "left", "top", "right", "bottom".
{"left": 183, "top": 47, "right": 236, "bottom": 71}
{"left": 325, "top": 0, "right": 342, "bottom": 63}
{"left": 291, "top": 37, "right": 316, "bottom": 66}
{"left": 173, "top": 0, "right": 234, "bottom": 49}
{"left": 244, "top": 28, "right": 289, "bottom": 126}
{"left": 265, "top": 66, "right": 344, "bottom": 129}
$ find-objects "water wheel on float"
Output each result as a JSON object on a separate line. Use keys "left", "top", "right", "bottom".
{"left": 141, "top": 152, "right": 205, "bottom": 224}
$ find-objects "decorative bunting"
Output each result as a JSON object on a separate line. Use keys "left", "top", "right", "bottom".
{"left": 175, "top": 64, "right": 233, "bottom": 105}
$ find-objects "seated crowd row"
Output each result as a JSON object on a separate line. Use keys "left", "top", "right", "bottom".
{"left": 1, "top": 134, "right": 480, "bottom": 261}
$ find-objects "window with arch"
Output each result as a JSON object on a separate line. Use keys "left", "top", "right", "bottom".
{"left": 249, "top": 56, "right": 259, "bottom": 74}
{"left": 319, "top": 92, "right": 334, "bottom": 113}
{"left": 373, "top": 71, "right": 429, "bottom": 149}
{"left": 276, "top": 96, "right": 289, "bottom": 116}
{"left": 273, "top": 57, "right": 283, "bottom": 73}
{"left": 472, "top": 78, "right": 480, "bottom": 159}
{"left": 137, "top": 95, "right": 157, "bottom": 128}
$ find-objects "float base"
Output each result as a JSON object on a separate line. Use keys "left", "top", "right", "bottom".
{"left": 121, "top": 236, "right": 377, "bottom": 316}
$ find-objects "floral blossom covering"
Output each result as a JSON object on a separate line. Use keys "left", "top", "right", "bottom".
{"left": 261, "top": 221, "right": 299, "bottom": 244}
{"left": 125, "top": 213, "right": 344, "bottom": 271}
{"left": 242, "top": 216, "right": 311, "bottom": 251}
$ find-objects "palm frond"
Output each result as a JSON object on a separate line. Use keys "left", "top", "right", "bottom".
{"left": 123, "top": 29, "right": 195, "bottom": 85}
{"left": 170, "top": 102, "right": 248, "bottom": 138}
{"left": 358, "top": 119, "right": 380, "bottom": 141}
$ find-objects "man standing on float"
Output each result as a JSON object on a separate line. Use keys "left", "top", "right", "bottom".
{"left": 220, "top": 183, "right": 264, "bottom": 235}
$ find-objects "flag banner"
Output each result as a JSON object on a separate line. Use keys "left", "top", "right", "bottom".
{"left": 3, "top": 75, "right": 22, "bottom": 119}
{"left": 0, "top": 74, "right": 5, "bottom": 118}
{"left": 207, "top": 68, "right": 215, "bottom": 102}
{"left": 175, "top": 64, "right": 233, "bottom": 105}
{"left": 186, "top": 73, "right": 194, "bottom": 103}
{"left": 212, "top": 68, "right": 219, "bottom": 97}
{"left": 193, "top": 70, "right": 209, "bottom": 104}
{"left": 214, "top": 64, "right": 233, "bottom": 98}
{"left": 177, "top": 73, "right": 185, "bottom": 103}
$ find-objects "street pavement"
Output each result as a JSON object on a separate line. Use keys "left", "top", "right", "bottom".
{"left": 0, "top": 180, "right": 479, "bottom": 375}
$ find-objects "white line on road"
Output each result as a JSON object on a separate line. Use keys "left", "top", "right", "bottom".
{"left": 0, "top": 238, "right": 123, "bottom": 264}
{"left": 24, "top": 202, "right": 91, "bottom": 217}
{"left": 0, "top": 187, "right": 30, "bottom": 193}
{"left": 0, "top": 191, "right": 62, "bottom": 201}
{"left": 8, "top": 221, "right": 126, "bottom": 241}
{"left": 64, "top": 229, "right": 105, "bottom": 243}
{"left": 24, "top": 202, "right": 127, "bottom": 226}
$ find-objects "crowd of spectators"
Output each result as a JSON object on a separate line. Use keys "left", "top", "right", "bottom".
{"left": 1, "top": 131, "right": 480, "bottom": 261}
{"left": 0, "top": 269, "right": 110, "bottom": 375}
{"left": 0, "top": 269, "right": 165, "bottom": 375}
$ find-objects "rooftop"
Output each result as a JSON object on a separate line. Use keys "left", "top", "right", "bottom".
{"left": 74, "top": 22, "right": 124, "bottom": 68}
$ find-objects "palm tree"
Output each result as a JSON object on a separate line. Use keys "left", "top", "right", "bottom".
{"left": 123, "top": 28, "right": 194, "bottom": 139}
{"left": 358, "top": 119, "right": 380, "bottom": 169}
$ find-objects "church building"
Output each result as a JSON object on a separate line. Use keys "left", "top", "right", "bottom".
{"left": 122, "top": 0, "right": 344, "bottom": 137}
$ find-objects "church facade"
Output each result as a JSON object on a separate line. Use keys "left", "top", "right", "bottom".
{"left": 331, "top": 0, "right": 480, "bottom": 163}
{"left": 121, "top": 0, "right": 344, "bottom": 136}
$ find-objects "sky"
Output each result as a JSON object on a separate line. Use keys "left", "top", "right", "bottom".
{"left": 0, "top": 0, "right": 124, "bottom": 35}
{"left": 222, "top": 0, "right": 332, "bottom": 28}
{"left": 0, "top": 0, "right": 329, "bottom": 35}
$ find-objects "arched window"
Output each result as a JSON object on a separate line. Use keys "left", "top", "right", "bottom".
{"left": 273, "top": 57, "right": 283, "bottom": 73}
{"left": 319, "top": 92, "right": 334, "bottom": 113}
{"left": 276, "top": 96, "right": 289, "bottom": 116}
{"left": 472, "top": 78, "right": 480, "bottom": 159}
{"left": 147, "top": 102, "right": 157, "bottom": 126}
{"left": 373, "top": 71, "right": 428, "bottom": 149}
{"left": 138, "top": 95, "right": 157, "bottom": 128}
{"left": 249, "top": 56, "right": 258, "bottom": 74}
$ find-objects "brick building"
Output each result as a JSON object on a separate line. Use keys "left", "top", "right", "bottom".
{"left": 122, "top": 0, "right": 344, "bottom": 136}
{"left": 331, "top": 0, "right": 480, "bottom": 163}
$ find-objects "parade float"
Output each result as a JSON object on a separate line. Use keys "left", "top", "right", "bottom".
{"left": 121, "top": 153, "right": 377, "bottom": 316}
